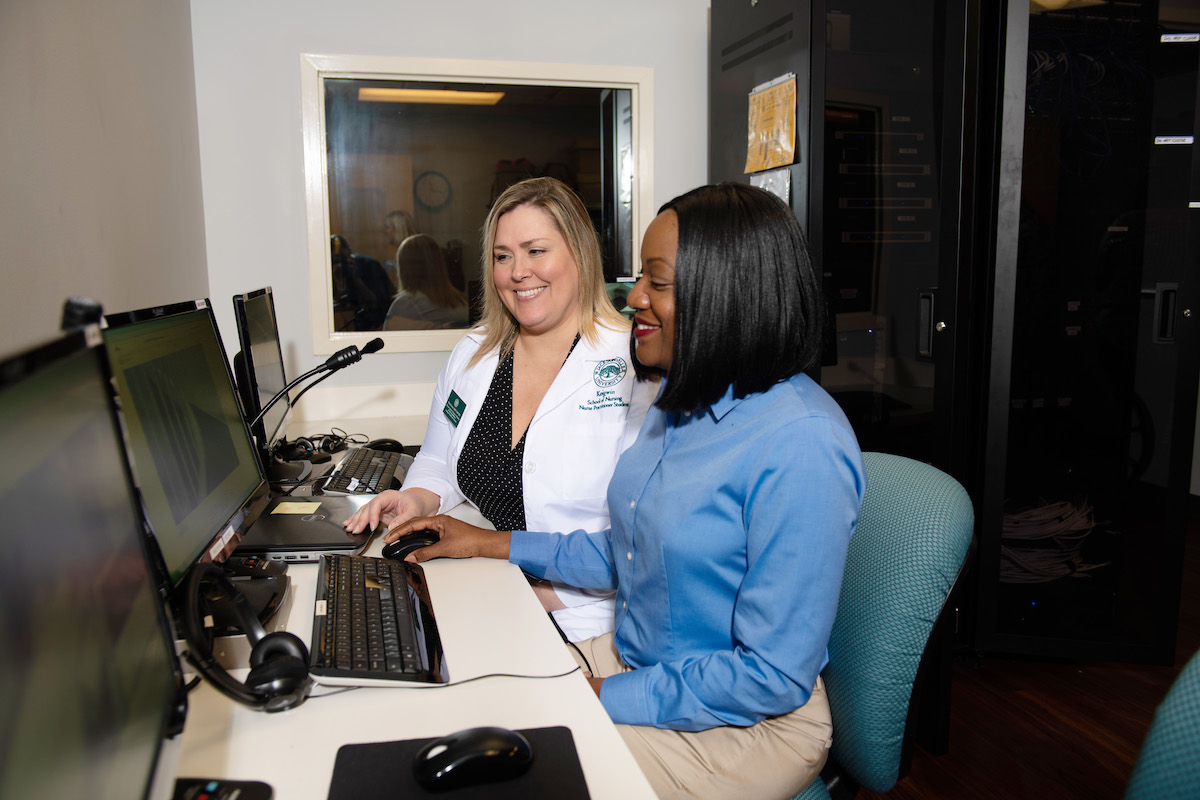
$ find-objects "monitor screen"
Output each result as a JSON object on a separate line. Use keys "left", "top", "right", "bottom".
{"left": 232, "top": 287, "right": 292, "bottom": 455}
{"left": 0, "top": 328, "right": 184, "bottom": 800}
{"left": 103, "top": 300, "right": 270, "bottom": 586}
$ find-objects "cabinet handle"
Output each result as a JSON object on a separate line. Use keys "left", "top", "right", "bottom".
{"left": 1153, "top": 282, "right": 1178, "bottom": 343}
{"left": 919, "top": 291, "right": 935, "bottom": 358}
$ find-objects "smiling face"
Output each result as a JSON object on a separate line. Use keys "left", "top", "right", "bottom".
{"left": 628, "top": 210, "right": 678, "bottom": 372}
{"left": 491, "top": 204, "right": 581, "bottom": 338}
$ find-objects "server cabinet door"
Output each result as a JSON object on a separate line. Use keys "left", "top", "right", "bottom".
{"left": 978, "top": 10, "right": 1199, "bottom": 662}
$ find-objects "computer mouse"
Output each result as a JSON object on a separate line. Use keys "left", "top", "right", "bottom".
{"left": 381, "top": 529, "right": 440, "bottom": 561}
{"left": 365, "top": 437, "right": 405, "bottom": 454}
{"left": 413, "top": 726, "right": 533, "bottom": 791}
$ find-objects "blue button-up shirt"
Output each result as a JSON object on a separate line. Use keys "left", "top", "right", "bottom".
{"left": 509, "top": 373, "right": 865, "bottom": 731}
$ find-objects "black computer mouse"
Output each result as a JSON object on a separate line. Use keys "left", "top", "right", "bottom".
{"left": 381, "top": 529, "right": 440, "bottom": 561}
{"left": 413, "top": 726, "right": 533, "bottom": 791}
{"left": 365, "top": 437, "right": 405, "bottom": 454}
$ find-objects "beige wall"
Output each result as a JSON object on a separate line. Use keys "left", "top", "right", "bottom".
{"left": 0, "top": 0, "right": 209, "bottom": 356}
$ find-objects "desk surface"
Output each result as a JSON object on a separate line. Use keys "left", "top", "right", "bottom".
{"left": 175, "top": 507, "right": 655, "bottom": 799}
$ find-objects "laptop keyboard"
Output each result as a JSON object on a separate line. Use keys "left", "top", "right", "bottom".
{"left": 322, "top": 447, "right": 405, "bottom": 495}
{"left": 310, "top": 554, "right": 446, "bottom": 684}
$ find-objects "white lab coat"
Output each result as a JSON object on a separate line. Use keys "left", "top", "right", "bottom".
{"left": 402, "top": 322, "right": 655, "bottom": 641}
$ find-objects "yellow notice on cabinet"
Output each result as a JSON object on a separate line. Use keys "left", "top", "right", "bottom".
{"left": 745, "top": 74, "right": 797, "bottom": 174}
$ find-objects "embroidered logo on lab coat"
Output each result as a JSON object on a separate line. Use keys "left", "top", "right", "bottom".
{"left": 593, "top": 358, "right": 628, "bottom": 388}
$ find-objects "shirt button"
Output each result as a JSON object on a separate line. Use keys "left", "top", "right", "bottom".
{"left": 623, "top": 601, "right": 627, "bottom": 609}
{"left": 626, "top": 552, "right": 632, "bottom": 561}
{"left": 684, "top": 410, "right": 691, "bottom": 416}
{"left": 629, "top": 500, "right": 636, "bottom": 509}
{"left": 524, "top": 461, "right": 536, "bottom": 474}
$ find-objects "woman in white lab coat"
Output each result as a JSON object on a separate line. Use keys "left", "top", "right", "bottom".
{"left": 345, "top": 177, "right": 654, "bottom": 642}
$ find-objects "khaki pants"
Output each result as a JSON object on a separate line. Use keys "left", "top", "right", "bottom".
{"left": 571, "top": 633, "right": 832, "bottom": 800}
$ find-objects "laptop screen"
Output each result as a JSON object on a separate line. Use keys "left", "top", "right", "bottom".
{"left": 0, "top": 328, "right": 183, "bottom": 800}
{"left": 104, "top": 300, "right": 270, "bottom": 586}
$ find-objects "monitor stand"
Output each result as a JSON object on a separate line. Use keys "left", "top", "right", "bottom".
{"left": 171, "top": 562, "right": 290, "bottom": 640}
{"left": 265, "top": 452, "right": 312, "bottom": 483}
{"left": 217, "top": 557, "right": 289, "bottom": 632}
{"left": 226, "top": 572, "right": 289, "bottom": 630}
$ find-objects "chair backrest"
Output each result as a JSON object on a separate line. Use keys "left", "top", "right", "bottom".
{"left": 814, "top": 452, "right": 974, "bottom": 796}
{"left": 1124, "top": 647, "right": 1200, "bottom": 799}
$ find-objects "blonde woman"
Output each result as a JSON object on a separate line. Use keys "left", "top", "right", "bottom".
{"left": 347, "top": 177, "right": 654, "bottom": 642}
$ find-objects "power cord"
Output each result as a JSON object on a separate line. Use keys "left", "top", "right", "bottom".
{"left": 304, "top": 665, "right": 583, "bottom": 700}
{"left": 999, "top": 498, "right": 1110, "bottom": 583}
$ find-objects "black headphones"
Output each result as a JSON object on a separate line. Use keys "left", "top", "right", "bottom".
{"left": 182, "top": 563, "right": 312, "bottom": 713}
{"left": 273, "top": 437, "right": 316, "bottom": 461}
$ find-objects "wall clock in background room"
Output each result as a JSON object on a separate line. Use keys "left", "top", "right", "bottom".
{"left": 414, "top": 170, "right": 452, "bottom": 211}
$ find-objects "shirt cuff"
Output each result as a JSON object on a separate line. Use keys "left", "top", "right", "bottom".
{"left": 508, "top": 530, "right": 555, "bottom": 578}
{"left": 597, "top": 669, "right": 652, "bottom": 726}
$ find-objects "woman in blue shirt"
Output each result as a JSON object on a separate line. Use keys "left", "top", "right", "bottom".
{"left": 388, "top": 183, "right": 866, "bottom": 799}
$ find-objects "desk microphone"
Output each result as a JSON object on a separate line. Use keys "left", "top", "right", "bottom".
{"left": 250, "top": 337, "right": 385, "bottom": 430}
{"left": 324, "top": 337, "right": 384, "bottom": 370}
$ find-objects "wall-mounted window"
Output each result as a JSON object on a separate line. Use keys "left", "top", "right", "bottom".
{"left": 301, "top": 54, "right": 653, "bottom": 354}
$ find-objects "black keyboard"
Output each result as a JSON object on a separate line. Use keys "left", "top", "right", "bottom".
{"left": 322, "top": 447, "right": 406, "bottom": 495}
{"left": 309, "top": 554, "right": 447, "bottom": 685}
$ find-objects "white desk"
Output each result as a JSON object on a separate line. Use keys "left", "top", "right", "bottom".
{"left": 175, "top": 509, "right": 655, "bottom": 799}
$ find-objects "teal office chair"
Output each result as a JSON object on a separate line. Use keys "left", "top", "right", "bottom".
{"left": 793, "top": 452, "right": 975, "bottom": 800}
{"left": 1124, "top": 647, "right": 1200, "bottom": 799}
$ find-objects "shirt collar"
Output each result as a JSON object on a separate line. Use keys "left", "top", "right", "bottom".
{"left": 671, "top": 383, "right": 741, "bottom": 425}
{"left": 707, "top": 383, "right": 742, "bottom": 422}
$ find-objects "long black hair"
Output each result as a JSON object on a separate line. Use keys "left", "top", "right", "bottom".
{"left": 640, "top": 182, "right": 825, "bottom": 413}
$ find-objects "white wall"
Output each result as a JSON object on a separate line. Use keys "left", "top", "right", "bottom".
{"left": 0, "top": 0, "right": 209, "bottom": 356}
{"left": 189, "top": 0, "right": 710, "bottom": 411}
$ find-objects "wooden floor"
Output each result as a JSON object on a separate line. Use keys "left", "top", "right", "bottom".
{"left": 860, "top": 522, "right": 1199, "bottom": 800}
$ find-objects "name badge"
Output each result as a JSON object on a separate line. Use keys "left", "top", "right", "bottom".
{"left": 443, "top": 391, "right": 466, "bottom": 426}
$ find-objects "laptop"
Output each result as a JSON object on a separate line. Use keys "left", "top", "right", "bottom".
{"left": 235, "top": 494, "right": 375, "bottom": 562}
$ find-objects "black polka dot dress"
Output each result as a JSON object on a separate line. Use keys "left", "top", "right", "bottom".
{"left": 457, "top": 336, "right": 579, "bottom": 532}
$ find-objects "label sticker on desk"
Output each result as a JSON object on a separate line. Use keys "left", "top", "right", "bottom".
{"left": 272, "top": 501, "right": 322, "bottom": 515}
{"left": 315, "top": 600, "right": 327, "bottom": 617}
{"left": 444, "top": 391, "right": 466, "bottom": 426}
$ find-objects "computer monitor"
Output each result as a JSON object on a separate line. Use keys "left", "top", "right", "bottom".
{"left": 231, "top": 286, "right": 306, "bottom": 483}
{"left": 103, "top": 299, "right": 271, "bottom": 588}
{"left": 0, "top": 327, "right": 185, "bottom": 800}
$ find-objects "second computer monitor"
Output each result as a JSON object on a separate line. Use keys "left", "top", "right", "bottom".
{"left": 232, "top": 287, "right": 291, "bottom": 455}
{"left": 104, "top": 299, "right": 270, "bottom": 587}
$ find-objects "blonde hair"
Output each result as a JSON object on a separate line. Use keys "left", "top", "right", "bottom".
{"left": 470, "top": 177, "right": 627, "bottom": 366}
{"left": 395, "top": 234, "right": 466, "bottom": 309}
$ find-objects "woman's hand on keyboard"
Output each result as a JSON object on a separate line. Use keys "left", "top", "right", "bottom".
{"left": 342, "top": 487, "right": 439, "bottom": 535}
{"left": 387, "top": 514, "right": 512, "bottom": 562}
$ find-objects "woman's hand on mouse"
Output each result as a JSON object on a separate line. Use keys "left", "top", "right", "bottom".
{"left": 342, "top": 487, "right": 439, "bottom": 535}
{"left": 388, "top": 515, "right": 511, "bottom": 562}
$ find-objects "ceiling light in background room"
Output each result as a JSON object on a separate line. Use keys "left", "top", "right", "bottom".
{"left": 357, "top": 88, "right": 505, "bottom": 105}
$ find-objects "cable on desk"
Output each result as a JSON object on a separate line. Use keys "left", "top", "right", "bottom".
{"left": 269, "top": 474, "right": 331, "bottom": 496}
{"left": 548, "top": 612, "right": 593, "bottom": 676}
{"left": 303, "top": 665, "right": 584, "bottom": 700}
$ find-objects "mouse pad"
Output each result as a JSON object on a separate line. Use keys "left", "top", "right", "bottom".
{"left": 326, "top": 726, "right": 591, "bottom": 799}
